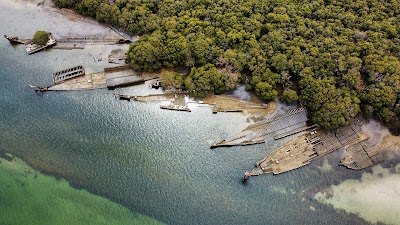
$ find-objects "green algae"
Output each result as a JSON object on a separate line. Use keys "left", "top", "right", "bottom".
{"left": 0, "top": 156, "right": 165, "bottom": 225}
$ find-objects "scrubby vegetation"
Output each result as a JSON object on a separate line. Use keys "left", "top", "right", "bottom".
{"left": 52, "top": 0, "right": 400, "bottom": 132}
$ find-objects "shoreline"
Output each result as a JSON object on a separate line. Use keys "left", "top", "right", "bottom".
{"left": 2, "top": 0, "right": 398, "bottom": 224}
{"left": 19, "top": 0, "right": 275, "bottom": 118}
{"left": 5, "top": 0, "right": 275, "bottom": 119}
{"left": 5, "top": 0, "right": 400, "bottom": 178}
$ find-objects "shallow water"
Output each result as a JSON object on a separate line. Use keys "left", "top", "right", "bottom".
{"left": 0, "top": 1, "right": 394, "bottom": 225}
{"left": 0, "top": 156, "right": 165, "bottom": 225}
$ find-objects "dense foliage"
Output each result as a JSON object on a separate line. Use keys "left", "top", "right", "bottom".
{"left": 184, "top": 64, "right": 239, "bottom": 97}
{"left": 32, "top": 31, "right": 49, "bottom": 46}
{"left": 53, "top": 0, "right": 400, "bottom": 132}
{"left": 159, "top": 70, "right": 184, "bottom": 91}
{"left": 282, "top": 89, "right": 298, "bottom": 103}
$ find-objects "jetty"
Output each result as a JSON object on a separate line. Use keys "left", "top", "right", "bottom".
{"left": 25, "top": 33, "right": 56, "bottom": 54}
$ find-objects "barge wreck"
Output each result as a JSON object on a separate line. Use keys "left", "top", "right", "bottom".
{"left": 4, "top": 35, "right": 30, "bottom": 44}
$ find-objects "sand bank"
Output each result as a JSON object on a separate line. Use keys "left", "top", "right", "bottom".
{"left": 314, "top": 120, "right": 400, "bottom": 224}
{"left": 315, "top": 164, "right": 400, "bottom": 225}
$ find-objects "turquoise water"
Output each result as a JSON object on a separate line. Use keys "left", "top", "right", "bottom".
{"left": 0, "top": 1, "right": 372, "bottom": 225}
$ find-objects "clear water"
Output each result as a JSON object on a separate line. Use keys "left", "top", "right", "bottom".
{"left": 0, "top": 1, "right": 372, "bottom": 225}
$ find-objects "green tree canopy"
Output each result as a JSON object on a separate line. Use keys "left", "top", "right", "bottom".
{"left": 300, "top": 76, "right": 360, "bottom": 129}
{"left": 159, "top": 71, "right": 184, "bottom": 91}
{"left": 127, "top": 31, "right": 164, "bottom": 71}
{"left": 53, "top": 0, "right": 400, "bottom": 131}
{"left": 184, "top": 64, "right": 239, "bottom": 97}
{"left": 32, "top": 31, "right": 49, "bottom": 46}
{"left": 282, "top": 89, "right": 298, "bottom": 103}
{"left": 255, "top": 82, "right": 277, "bottom": 101}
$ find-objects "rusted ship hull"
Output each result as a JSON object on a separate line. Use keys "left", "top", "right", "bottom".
{"left": 4, "top": 35, "right": 29, "bottom": 44}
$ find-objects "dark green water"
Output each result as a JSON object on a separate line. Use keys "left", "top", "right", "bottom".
{"left": 0, "top": 1, "right": 372, "bottom": 225}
